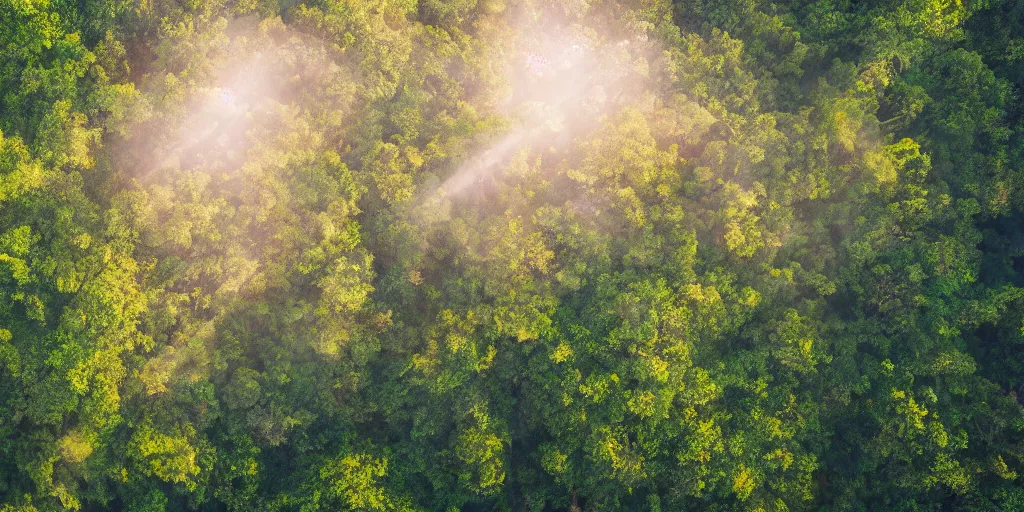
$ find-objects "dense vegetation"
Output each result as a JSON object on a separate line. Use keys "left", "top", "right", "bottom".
{"left": 2, "top": 0, "right": 1024, "bottom": 510}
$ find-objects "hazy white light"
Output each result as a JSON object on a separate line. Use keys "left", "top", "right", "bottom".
{"left": 218, "top": 89, "right": 237, "bottom": 107}
{"left": 433, "top": 22, "right": 652, "bottom": 200}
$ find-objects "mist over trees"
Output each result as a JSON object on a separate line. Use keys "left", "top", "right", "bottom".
{"left": 1, "top": 0, "right": 1024, "bottom": 510}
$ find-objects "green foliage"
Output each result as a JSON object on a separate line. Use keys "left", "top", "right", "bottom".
{"left": 2, "top": 0, "right": 1024, "bottom": 510}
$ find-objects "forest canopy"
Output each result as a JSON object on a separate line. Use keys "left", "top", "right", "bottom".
{"left": 2, "top": 0, "right": 1024, "bottom": 510}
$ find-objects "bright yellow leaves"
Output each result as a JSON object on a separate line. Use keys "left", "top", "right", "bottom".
{"left": 720, "top": 182, "right": 765, "bottom": 258}
{"left": 626, "top": 390, "right": 657, "bottom": 418}
{"left": 59, "top": 431, "right": 94, "bottom": 464}
{"left": 616, "top": 187, "right": 647, "bottom": 228}
{"left": 485, "top": 215, "right": 556, "bottom": 342}
{"left": 594, "top": 427, "right": 647, "bottom": 489}
{"left": 130, "top": 421, "right": 202, "bottom": 490}
{"left": 864, "top": 147, "right": 899, "bottom": 187}
{"left": 579, "top": 373, "right": 616, "bottom": 403}
{"left": 0, "top": 253, "right": 32, "bottom": 287}
{"left": 768, "top": 309, "right": 818, "bottom": 373}
{"left": 550, "top": 342, "right": 573, "bottom": 364}
{"left": 35, "top": 99, "right": 100, "bottom": 170}
{"left": 732, "top": 463, "right": 757, "bottom": 500}
{"left": 569, "top": 107, "right": 681, "bottom": 230}
{"left": 318, "top": 253, "right": 375, "bottom": 315}
{"left": 863, "top": 137, "right": 931, "bottom": 196}
{"left": 0, "top": 133, "right": 45, "bottom": 204}
{"left": 540, "top": 445, "right": 568, "bottom": 476}
{"left": 990, "top": 455, "right": 1018, "bottom": 481}
{"left": 455, "top": 405, "right": 507, "bottom": 493}
{"left": 891, "top": 388, "right": 929, "bottom": 435}
{"left": 367, "top": 142, "right": 419, "bottom": 205}
{"left": 313, "top": 252, "right": 375, "bottom": 355}
{"left": 320, "top": 453, "right": 393, "bottom": 511}
{"left": 831, "top": 107, "right": 859, "bottom": 154}
{"left": 412, "top": 310, "right": 496, "bottom": 391}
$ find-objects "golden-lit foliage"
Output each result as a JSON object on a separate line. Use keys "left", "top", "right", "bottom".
{"left": 1, "top": 0, "right": 1024, "bottom": 510}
